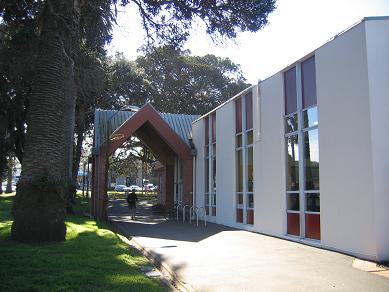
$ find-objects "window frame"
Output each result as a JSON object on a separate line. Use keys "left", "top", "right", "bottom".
{"left": 284, "top": 57, "right": 320, "bottom": 240}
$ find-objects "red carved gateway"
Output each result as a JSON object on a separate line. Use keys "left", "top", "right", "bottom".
{"left": 91, "top": 104, "right": 198, "bottom": 221}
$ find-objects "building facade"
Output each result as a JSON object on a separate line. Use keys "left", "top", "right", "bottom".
{"left": 192, "top": 17, "right": 389, "bottom": 262}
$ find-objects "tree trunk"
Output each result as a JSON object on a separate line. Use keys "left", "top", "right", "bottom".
{"left": 11, "top": 1, "right": 77, "bottom": 242}
{"left": 5, "top": 154, "right": 13, "bottom": 193}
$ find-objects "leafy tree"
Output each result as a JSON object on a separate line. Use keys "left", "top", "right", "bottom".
{"left": 136, "top": 45, "right": 249, "bottom": 114}
{"left": 1, "top": 0, "right": 276, "bottom": 242}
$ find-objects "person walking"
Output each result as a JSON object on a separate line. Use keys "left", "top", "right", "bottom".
{"left": 126, "top": 188, "right": 138, "bottom": 220}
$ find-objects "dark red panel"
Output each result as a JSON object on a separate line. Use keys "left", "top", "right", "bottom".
{"left": 245, "top": 93, "right": 253, "bottom": 130}
{"left": 212, "top": 113, "right": 216, "bottom": 143}
{"left": 302, "top": 56, "right": 317, "bottom": 108}
{"left": 305, "top": 213, "right": 320, "bottom": 240}
{"left": 236, "top": 209, "right": 243, "bottom": 223}
{"left": 287, "top": 213, "right": 300, "bottom": 236}
{"left": 247, "top": 209, "right": 254, "bottom": 225}
{"left": 204, "top": 117, "right": 209, "bottom": 145}
{"left": 284, "top": 67, "right": 297, "bottom": 115}
{"left": 235, "top": 98, "right": 242, "bottom": 133}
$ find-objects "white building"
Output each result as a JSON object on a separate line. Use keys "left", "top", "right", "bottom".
{"left": 191, "top": 17, "right": 389, "bottom": 262}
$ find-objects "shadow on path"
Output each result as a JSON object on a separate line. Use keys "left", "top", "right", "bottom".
{"left": 108, "top": 198, "right": 233, "bottom": 242}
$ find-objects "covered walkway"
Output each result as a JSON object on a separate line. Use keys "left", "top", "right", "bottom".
{"left": 109, "top": 198, "right": 389, "bottom": 292}
{"left": 91, "top": 104, "right": 199, "bottom": 221}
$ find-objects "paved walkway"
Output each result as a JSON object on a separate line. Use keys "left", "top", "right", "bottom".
{"left": 109, "top": 199, "right": 389, "bottom": 292}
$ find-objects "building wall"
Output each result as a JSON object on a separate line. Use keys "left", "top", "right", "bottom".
{"left": 214, "top": 102, "right": 236, "bottom": 225}
{"left": 254, "top": 74, "right": 286, "bottom": 235}
{"left": 191, "top": 18, "right": 389, "bottom": 261}
{"left": 365, "top": 18, "right": 389, "bottom": 261}
{"left": 315, "top": 21, "right": 376, "bottom": 259}
{"left": 192, "top": 118, "right": 205, "bottom": 216}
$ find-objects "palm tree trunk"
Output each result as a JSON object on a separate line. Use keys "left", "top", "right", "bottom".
{"left": 11, "top": 1, "right": 77, "bottom": 242}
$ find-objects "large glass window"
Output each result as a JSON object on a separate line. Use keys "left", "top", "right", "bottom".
{"left": 286, "top": 135, "right": 299, "bottom": 191}
{"left": 204, "top": 117, "right": 210, "bottom": 215}
{"left": 284, "top": 56, "right": 320, "bottom": 240}
{"left": 235, "top": 93, "right": 254, "bottom": 225}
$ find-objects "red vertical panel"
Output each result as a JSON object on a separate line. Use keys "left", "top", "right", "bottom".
{"left": 204, "top": 117, "right": 209, "bottom": 145}
{"left": 302, "top": 56, "right": 317, "bottom": 108}
{"left": 235, "top": 98, "right": 242, "bottom": 133}
{"left": 284, "top": 67, "right": 297, "bottom": 114}
{"left": 212, "top": 113, "right": 216, "bottom": 143}
{"left": 287, "top": 213, "right": 300, "bottom": 236}
{"left": 236, "top": 209, "right": 243, "bottom": 223}
{"left": 247, "top": 209, "right": 254, "bottom": 225}
{"left": 245, "top": 93, "right": 253, "bottom": 130}
{"left": 305, "top": 213, "right": 320, "bottom": 240}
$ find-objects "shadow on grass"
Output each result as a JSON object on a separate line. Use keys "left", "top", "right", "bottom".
{"left": 0, "top": 198, "right": 169, "bottom": 292}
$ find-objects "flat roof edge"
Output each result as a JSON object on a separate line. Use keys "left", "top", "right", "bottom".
{"left": 192, "top": 84, "right": 256, "bottom": 124}
{"left": 363, "top": 16, "right": 389, "bottom": 21}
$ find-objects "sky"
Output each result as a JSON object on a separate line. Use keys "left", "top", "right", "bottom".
{"left": 107, "top": 0, "right": 389, "bottom": 84}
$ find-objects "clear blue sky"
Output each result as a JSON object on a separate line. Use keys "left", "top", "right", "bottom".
{"left": 107, "top": 0, "right": 389, "bottom": 84}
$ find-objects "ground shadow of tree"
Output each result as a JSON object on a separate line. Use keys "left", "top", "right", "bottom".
{"left": 0, "top": 199, "right": 169, "bottom": 292}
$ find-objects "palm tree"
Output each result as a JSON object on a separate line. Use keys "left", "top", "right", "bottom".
{"left": 11, "top": 0, "right": 78, "bottom": 242}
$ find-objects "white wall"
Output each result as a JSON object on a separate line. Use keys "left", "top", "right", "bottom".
{"left": 192, "top": 119, "right": 205, "bottom": 216}
{"left": 254, "top": 75, "right": 286, "bottom": 235}
{"left": 365, "top": 18, "right": 389, "bottom": 262}
{"left": 191, "top": 18, "right": 389, "bottom": 261}
{"left": 316, "top": 21, "right": 376, "bottom": 259}
{"left": 215, "top": 102, "right": 236, "bottom": 226}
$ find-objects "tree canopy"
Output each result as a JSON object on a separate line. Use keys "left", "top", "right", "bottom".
{"left": 0, "top": 0, "right": 277, "bottom": 242}
{"left": 111, "top": 47, "right": 249, "bottom": 115}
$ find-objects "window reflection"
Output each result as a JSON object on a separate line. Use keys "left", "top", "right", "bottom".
{"left": 212, "top": 158, "right": 216, "bottom": 190}
{"left": 237, "top": 193, "right": 243, "bottom": 205}
{"left": 286, "top": 114, "right": 298, "bottom": 133}
{"left": 247, "top": 193, "right": 254, "bottom": 208}
{"left": 303, "top": 107, "right": 318, "bottom": 129}
{"left": 236, "top": 134, "right": 242, "bottom": 148}
{"left": 286, "top": 135, "right": 299, "bottom": 191}
{"left": 204, "top": 158, "right": 209, "bottom": 190}
{"left": 306, "top": 193, "right": 320, "bottom": 212}
{"left": 247, "top": 147, "right": 253, "bottom": 192}
{"left": 246, "top": 130, "right": 253, "bottom": 145}
{"left": 304, "top": 129, "right": 319, "bottom": 190}
{"left": 287, "top": 193, "right": 300, "bottom": 211}
{"left": 236, "top": 150, "right": 243, "bottom": 192}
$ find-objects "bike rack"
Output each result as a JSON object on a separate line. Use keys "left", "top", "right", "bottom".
{"left": 175, "top": 201, "right": 182, "bottom": 222}
{"left": 189, "top": 206, "right": 196, "bottom": 224}
{"left": 196, "top": 207, "right": 207, "bottom": 227}
{"left": 183, "top": 205, "right": 191, "bottom": 223}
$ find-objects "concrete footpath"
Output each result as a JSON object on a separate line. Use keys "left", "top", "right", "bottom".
{"left": 109, "top": 199, "right": 389, "bottom": 292}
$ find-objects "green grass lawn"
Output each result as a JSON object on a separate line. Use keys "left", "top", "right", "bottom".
{"left": 0, "top": 193, "right": 167, "bottom": 292}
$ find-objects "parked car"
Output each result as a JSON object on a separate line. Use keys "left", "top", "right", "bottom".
{"left": 144, "top": 183, "right": 154, "bottom": 191}
{"left": 1, "top": 182, "right": 16, "bottom": 192}
{"left": 124, "top": 185, "right": 142, "bottom": 192}
{"left": 114, "top": 185, "right": 127, "bottom": 192}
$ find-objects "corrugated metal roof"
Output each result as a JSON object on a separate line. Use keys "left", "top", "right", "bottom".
{"left": 94, "top": 107, "right": 199, "bottom": 150}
